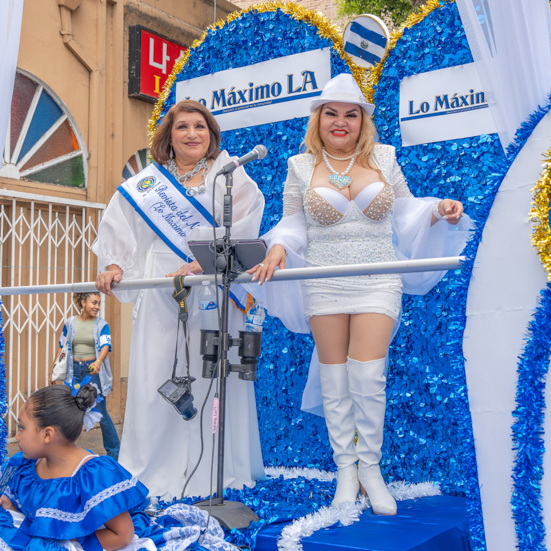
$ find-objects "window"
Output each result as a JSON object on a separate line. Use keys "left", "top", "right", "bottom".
{"left": 0, "top": 69, "right": 88, "bottom": 188}
{"left": 122, "top": 148, "right": 151, "bottom": 181}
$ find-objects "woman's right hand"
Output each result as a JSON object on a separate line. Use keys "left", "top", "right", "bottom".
{"left": 247, "top": 244, "right": 286, "bottom": 285}
{"left": 96, "top": 265, "right": 123, "bottom": 296}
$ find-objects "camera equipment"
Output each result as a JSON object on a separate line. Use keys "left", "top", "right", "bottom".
{"left": 158, "top": 376, "right": 197, "bottom": 421}
{"left": 189, "top": 159, "right": 266, "bottom": 530}
{"left": 158, "top": 280, "right": 198, "bottom": 421}
{"left": 200, "top": 329, "right": 262, "bottom": 381}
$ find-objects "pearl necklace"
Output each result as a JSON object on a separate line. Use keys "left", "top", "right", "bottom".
{"left": 167, "top": 157, "right": 210, "bottom": 196}
{"left": 322, "top": 148, "right": 356, "bottom": 189}
{"left": 323, "top": 149, "right": 355, "bottom": 161}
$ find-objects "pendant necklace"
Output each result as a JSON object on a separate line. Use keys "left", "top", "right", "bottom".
{"left": 167, "top": 157, "right": 210, "bottom": 196}
{"left": 322, "top": 148, "right": 356, "bottom": 189}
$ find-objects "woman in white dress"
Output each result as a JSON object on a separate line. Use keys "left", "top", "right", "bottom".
{"left": 94, "top": 100, "right": 265, "bottom": 499}
{"left": 250, "top": 75, "right": 469, "bottom": 515}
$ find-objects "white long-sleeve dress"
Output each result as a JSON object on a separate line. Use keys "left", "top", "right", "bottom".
{"left": 93, "top": 151, "right": 265, "bottom": 499}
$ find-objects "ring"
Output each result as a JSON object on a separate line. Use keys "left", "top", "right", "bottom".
{"left": 258, "top": 263, "right": 265, "bottom": 267}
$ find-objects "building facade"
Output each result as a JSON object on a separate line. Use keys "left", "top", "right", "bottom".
{"left": 0, "top": 0, "right": 239, "bottom": 436}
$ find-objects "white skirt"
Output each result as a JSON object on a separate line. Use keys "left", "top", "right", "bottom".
{"left": 301, "top": 276, "right": 403, "bottom": 323}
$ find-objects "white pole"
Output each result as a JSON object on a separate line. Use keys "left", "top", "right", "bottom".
{"left": 0, "top": 256, "right": 464, "bottom": 297}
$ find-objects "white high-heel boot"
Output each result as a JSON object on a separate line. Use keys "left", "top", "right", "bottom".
{"left": 348, "top": 357, "right": 397, "bottom": 516}
{"left": 319, "top": 362, "right": 360, "bottom": 507}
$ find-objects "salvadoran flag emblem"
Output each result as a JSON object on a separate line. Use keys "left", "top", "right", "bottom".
{"left": 343, "top": 15, "right": 389, "bottom": 69}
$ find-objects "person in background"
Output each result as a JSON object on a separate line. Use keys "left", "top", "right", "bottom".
{"left": 52, "top": 292, "right": 120, "bottom": 460}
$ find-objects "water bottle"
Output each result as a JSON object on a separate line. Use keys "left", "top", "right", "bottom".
{"left": 144, "top": 496, "right": 159, "bottom": 517}
{"left": 245, "top": 300, "right": 266, "bottom": 333}
{"left": 198, "top": 281, "right": 218, "bottom": 330}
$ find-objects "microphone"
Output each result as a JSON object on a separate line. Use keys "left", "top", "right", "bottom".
{"left": 217, "top": 145, "right": 267, "bottom": 175}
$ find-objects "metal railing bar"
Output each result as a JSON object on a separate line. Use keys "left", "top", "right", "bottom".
{"left": 0, "top": 256, "right": 464, "bottom": 296}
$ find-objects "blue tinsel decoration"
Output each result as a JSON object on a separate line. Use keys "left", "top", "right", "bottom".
{"left": 512, "top": 284, "right": 551, "bottom": 550}
{"left": 504, "top": 95, "right": 551, "bottom": 550}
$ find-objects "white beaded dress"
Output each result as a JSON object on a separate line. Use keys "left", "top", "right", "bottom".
{"left": 247, "top": 144, "right": 473, "bottom": 416}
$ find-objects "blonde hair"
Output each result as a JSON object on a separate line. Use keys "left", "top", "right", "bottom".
{"left": 302, "top": 105, "right": 380, "bottom": 172}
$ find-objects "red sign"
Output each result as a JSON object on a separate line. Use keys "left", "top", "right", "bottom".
{"left": 129, "top": 27, "right": 187, "bottom": 102}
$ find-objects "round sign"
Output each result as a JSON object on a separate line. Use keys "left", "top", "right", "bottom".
{"left": 343, "top": 14, "right": 390, "bottom": 69}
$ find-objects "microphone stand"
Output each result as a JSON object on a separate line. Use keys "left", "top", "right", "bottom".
{"left": 193, "top": 170, "right": 260, "bottom": 530}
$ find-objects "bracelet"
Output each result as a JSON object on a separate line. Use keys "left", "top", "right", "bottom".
{"left": 432, "top": 201, "right": 445, "bottom": 221}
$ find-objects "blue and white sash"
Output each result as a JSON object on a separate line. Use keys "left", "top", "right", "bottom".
{"left": 117, "top": 162, "right": 216, "bottom": 262}
{"left": 118, "top": 162, "right": 249, "bottom": 312}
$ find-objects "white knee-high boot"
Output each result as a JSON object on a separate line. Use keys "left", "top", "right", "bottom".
{"left": 348, "top": 357, "right": 396, "bottom": 515}
{"left": 319, "top": 362, "right": 359, "bottom": 507}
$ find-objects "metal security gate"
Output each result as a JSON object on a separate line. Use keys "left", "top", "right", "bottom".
{"left": 0, "top": 189, "right": 105, "bottom": 436}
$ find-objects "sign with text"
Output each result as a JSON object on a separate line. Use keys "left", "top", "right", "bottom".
{"left": 128, "top": 26, "right": 186, "bottom": 103}
{"left": 175, "top": 48, "right": 331, "bottom": 131}
{"left": 399, "top": 63, "right": 496, "bottom": 146}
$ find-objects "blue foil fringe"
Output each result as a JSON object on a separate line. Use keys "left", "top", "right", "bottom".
{"left": 511, "top": 284, "right": 551, "bottom": 550}
{"left": 505, "top": 97, "right": 551, "bottom": 549}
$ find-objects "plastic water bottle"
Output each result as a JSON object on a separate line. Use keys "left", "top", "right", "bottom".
{"left": 245, "top": 300, "right": 266, "bottom": 333}
{"left": 198, "top": 281, "right": 218, "bottom": 330}
{"left": 144, "top": 497, "right": 159, "bottom": 517}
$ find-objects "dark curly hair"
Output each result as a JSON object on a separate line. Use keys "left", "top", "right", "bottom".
{"left": 73, "top": 292, "right": 100, "bottom": 311}
{"left": 27, "top": 384, "right": 98, "bottom": 442}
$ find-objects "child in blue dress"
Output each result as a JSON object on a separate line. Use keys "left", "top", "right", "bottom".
{"left": 0, "top": 382, "right": 146, "bottom": 550}
{"left": 0, "top": 383, "right": 240, "bottom": 551}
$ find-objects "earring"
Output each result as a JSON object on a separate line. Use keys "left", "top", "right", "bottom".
{"left": 169, "top": 146, "right": 174, "bottom": 159}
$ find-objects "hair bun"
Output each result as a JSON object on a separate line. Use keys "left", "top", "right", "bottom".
{"left": 75, "top": 384, "right": 98, "bottom": 412}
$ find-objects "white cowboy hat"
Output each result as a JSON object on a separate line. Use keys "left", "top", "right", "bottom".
{"left": 309, "top": 73, "right": 375, "bottom": 116}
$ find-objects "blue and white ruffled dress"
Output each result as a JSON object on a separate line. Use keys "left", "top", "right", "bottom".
{"left": 0, "top": 453, "right": 236, "bottom": 551}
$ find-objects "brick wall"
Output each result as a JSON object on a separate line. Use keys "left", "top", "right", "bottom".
{"left": 231, "top": 0, "right": 345, "bottom": 26}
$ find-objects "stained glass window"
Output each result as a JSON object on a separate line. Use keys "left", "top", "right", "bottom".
{"left": 122, "top": 148, "right": 151, "bottom": 182}
{"left": 0, "top": 70, "right": 88, "bottom": 188}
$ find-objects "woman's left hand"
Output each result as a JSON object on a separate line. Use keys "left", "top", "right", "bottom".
{"left": 89, "top": 362, "right": 101, "bottom": 376}
{"left": 437, "top": 199, "right": 464, "bottom": 225}
{"left": 166, "top": 260, "right": 203, "bottom": 277}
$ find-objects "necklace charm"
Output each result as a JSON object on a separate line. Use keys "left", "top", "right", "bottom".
{"left": 322, "top": 148, "right": 356, "bottom": 189}
{"left": 166, "top": 157, "right": 210, "bottom": 195}
{"left": 328, "top": 174, "right": 352, "bottom": 189}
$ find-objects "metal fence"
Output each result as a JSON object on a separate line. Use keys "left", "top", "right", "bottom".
{"left": 0, "top": 189, "right": 105, "bottom": 436}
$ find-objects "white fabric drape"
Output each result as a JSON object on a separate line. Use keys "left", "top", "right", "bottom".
{"left": 0, "top": 0, "right": 24, "bottom": 160}
{"left": 456, "top": 0, "right": 551, "bottom": 150}
{"left": 463, "top": 110, "right": 551, "bottom": 550}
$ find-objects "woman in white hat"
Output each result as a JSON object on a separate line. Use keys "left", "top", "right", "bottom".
{"left": 249, "top": 73, "right": 471, "bottom": 515}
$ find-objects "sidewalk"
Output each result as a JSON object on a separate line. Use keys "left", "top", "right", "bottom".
{"left": 7, "top": 423, "right": 124, "bottom": 458}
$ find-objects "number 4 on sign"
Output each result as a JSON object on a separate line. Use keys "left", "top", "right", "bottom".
{"left": 149, "top": 38, "right": 170, "bottom": 74}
